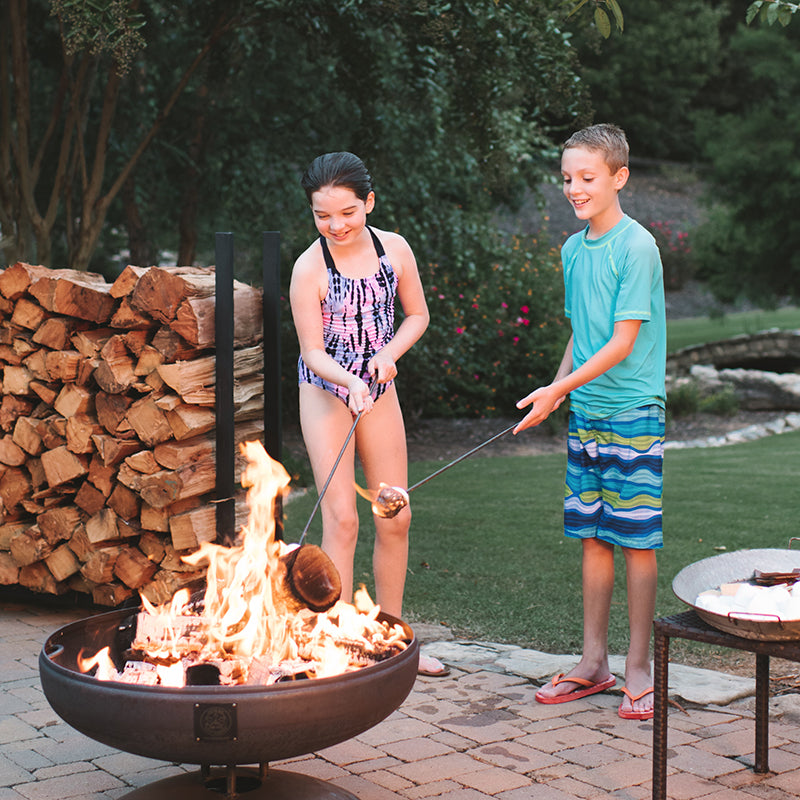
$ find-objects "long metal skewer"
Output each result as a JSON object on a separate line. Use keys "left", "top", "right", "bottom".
{"left": 298, "top": 376, "right": 378, "bottom": 545}
{"left": 372, "top": 422, "right": 518, "bottom": 518}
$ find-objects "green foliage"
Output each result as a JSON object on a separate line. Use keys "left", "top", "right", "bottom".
{"left": 570, "top": 0, "right": 726, "bottom": 161}
{"left": 51, "top": 0, "right": 146, "bottom": 74}
{"left": 647, "top": 220, "right": 694, "bottom": 290}
{"left": 398, "top": 220, "right": 568, "bottom": 418}
{"left": 747, "top": 0, "right": 800, "bottom": 26}
{"left": 692, "top": 22, "right": 800, "bottom": 306}
{"left": 566, "top": 0, "right": 624, "bottom": 37}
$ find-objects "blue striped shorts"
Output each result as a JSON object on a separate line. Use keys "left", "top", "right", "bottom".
{"left": 565, "top": 405, "right": 665, "bottom": 550}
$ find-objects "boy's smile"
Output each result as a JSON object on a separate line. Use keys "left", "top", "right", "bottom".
{"left": 561, "top": 146, "right": 628, "bottom": 238}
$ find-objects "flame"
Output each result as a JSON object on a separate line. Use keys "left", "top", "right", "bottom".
{"left": 79, "top": 441, "right": 407, "bottom": 686}
{"left": 78, "top": 647, "right": 119, "bottom": 681}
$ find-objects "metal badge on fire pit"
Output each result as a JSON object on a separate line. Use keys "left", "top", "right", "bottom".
{"left": 194, "top": 703, "right": 238, "bottom": 742}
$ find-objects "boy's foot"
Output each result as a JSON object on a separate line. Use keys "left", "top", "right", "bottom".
{"left": 417, "top": 654, "right": 450, "bottom": 677}
{"left": 618, "top": 686, "right": 654, "bottom": 720}
{"left": 535, "top": 672, "right": 616, "bottom": 704}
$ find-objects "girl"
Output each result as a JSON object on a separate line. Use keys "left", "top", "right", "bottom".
{"left": 290, "top": 152, "right": 446, "bottom": 677}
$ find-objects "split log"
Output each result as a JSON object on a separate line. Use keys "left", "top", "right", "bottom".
{"left": 27, "top": 270, "right": 115, "bottom": 323}
{"left": 0, "top": 435, "right": 27, "bottom": 466}
{"left": 0, "top": 551, "right": 19, "bottom": 584}
{"left": 45, "top": 543, "right": 82, "bottom": 581}
{"left": 81, "top": 545, "right": 123, "bottom": 583}
{"left": 12, "top": 417, "right": 43, "bottom": 456}
{"left": 10, "top": 527, "right": 53, "bottom": 566}
{"left": 33, "top": 316, "right": 75, "bottom": 350}
{"left": 130, "top": 266, "right": 217, "bottom": 324}
{"left": 92, "top": 582, "right": 134, "bottom": 607}
{"left": 114, "top": 546, "right": 158, "bottom": 588}
{"left": 10, "top": 298, "right": 47, "bottom": 330}
{"left": 75, "top": 481, "right": 107, "bottom": 516}
{"left": 125, "top": 395, "right": 174, "bottom": 446}
{"left": 40, "top": 446, "right": 89, "bottom": 487}
{"left": 3, "top": 365, "right": 33, "bottom": 395}
{"left": 37, "top": 506, "right": 82, "bottom": 544}
{"left": 19, "top": 561, "right": 67, "bottom": 594}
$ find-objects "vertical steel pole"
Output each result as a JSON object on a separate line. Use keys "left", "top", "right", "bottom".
{"left": 262, "top": 231, "right": 283, "bottom": 539}
{"left": 262, "top": 231, "right": 282, "bottom": 460}
{"left": 215, "top": 232, "right": 236, "bottom": 546}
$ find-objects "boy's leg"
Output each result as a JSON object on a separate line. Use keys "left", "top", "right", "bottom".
{"left": 620, "top": 546, "right": 658, "bottom": 716}
{"left": 535, "top": 536, "right": 615, "bottom": 700}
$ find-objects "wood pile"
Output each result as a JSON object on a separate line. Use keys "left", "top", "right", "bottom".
{"left": 0, "top": 262, "right": 264, "bottom": 606}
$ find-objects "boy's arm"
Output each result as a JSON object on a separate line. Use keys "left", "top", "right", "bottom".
{"left": 514, "top": 319, "right": 642, "bottom": 433}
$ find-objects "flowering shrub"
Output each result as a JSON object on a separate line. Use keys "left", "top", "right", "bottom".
{"left": 648, "top": 220, "right": 695, "bottom": 290}
{"left": 398, "top": 219, "right": 568, "bottom": 418}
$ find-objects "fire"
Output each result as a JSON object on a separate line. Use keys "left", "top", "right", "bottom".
{"left": 78, "top": 441, "right": 407, "bottom": 686}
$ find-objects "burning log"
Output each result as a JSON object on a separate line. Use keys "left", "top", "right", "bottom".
{"left": 0, "top": 263, "right": 265, "bottom": 603}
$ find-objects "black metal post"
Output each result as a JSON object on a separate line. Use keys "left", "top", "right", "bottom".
{"left": 215, "top": 232, "right": 236, "bottom": 546}
{"left": 262, "top": 231, "right": 283, "bottom": 540}
{"left": 262, "top": 231, "right": 282, "bottom": 461}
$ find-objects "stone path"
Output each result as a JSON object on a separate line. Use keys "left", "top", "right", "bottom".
{"left": 4, "top": 604, "right": 800, "bottom": 799}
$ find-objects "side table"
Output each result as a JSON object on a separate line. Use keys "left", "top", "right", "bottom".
{"left": 653, "top": 610, "right": 800, "bottom": 800}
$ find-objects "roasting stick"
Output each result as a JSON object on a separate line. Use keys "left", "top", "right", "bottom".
{"left": 372, "top": 421, "right": 518, "bottom": 519}
{"left": 298, "top": 375, "right": 379, "bottom": 546}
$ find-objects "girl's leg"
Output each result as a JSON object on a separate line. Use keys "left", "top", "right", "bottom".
{"left": 536, "top": 536, "right": 615, "bottom": 700}
{"left": 299, "top": 383, "right": 360, "bottom": 603}
{"left": 358, "top": 386, "right": 447, "bottom": 676}
{"left": 620, "top": 546, "right": 658, "bottom": 715}
{"left": 356, "top": 385, "right": 409, "bottom": 618}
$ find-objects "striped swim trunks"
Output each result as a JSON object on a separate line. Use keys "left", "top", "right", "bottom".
{"left": 564, "top": 405, "right": 665, "bottom": 550}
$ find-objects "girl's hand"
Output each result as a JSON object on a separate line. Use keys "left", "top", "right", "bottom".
{"left": 367, "top": 351, "right": 397, "bottom": 384}
{"left": 347, "top": 377, "right": 375, "bottom": 416}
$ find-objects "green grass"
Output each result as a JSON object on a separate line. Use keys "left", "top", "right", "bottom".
{"left": 284, "top": 430, "right": 800, "bottom": 657}
{"left": 667, "top": 305, "right": 800, "bottom": 353}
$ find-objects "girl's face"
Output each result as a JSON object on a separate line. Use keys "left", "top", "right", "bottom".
{"left": 310, "top": 185, "right": 375, "bottom": 245}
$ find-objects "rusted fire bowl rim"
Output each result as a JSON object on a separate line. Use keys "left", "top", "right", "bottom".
{"left": 673, "top": 547, "right": 800, "bottom": 641}
{"left": 39, "top": 607, "right": 419, "bottom": 766}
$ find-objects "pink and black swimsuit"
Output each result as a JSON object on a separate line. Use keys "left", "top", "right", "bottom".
{"left": 298, "top": 227, "right": 397, "bottom": 404}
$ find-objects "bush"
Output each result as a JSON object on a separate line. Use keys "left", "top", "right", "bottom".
{"left": 648, "top": 220, "right": 695, "bottom": 291}
{"left": 398, "top": 216, "right": 568, "bottom": 418}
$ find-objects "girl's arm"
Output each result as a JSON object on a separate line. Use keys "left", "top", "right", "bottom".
{"left": 368, "top": 232, "right": 429, "bottom": 382}
{"left": 290, "top": 248, "right": 374, "bottom": 413}
{"left": 514, "top": 319, "right": 642, "bottom": 433}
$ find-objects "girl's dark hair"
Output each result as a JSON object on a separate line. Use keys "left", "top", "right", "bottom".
{"left": 300, "top": 152, "right": 373, "bottom": 203}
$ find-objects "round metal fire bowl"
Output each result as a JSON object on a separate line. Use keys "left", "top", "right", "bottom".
{"left": 39, "top": 607, "right": 418, "bottom": 766}
{"left": 673, "top": 548, "right": 800, "bottom": 641}
{"left": 120, "top": 767, "right": 358, "bottom": 799}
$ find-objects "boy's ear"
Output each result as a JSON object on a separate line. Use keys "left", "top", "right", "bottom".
{"left": 614, "top": 166, "right": 630, "bottom": 192}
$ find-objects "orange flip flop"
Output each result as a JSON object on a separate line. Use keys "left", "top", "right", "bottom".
{"left": 535, "top": 673, "right": 616, "bottom": 704}
{"left": 618, "top": 686, "right": 654, "bottom": 720}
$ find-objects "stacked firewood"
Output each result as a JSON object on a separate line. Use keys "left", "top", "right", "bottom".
{"left": 0, "top": 262, "right": 264, "bottom": 606}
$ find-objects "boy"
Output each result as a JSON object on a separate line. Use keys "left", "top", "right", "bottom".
{"left": 514, "top": 124, "right": 666, "bottom": 720}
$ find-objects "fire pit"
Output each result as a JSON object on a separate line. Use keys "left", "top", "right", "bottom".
{"left": 38, "top": 441, "right": 420, "bottom": 798}
{"left": 39, "top": 606, "right": 418, "bottom": 798}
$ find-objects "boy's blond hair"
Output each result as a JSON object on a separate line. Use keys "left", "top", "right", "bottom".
{"left": 563, "top": 123, "right": 629, "bottom": 175}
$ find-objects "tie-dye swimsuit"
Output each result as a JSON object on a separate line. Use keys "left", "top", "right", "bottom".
{"left": 298, "top": 227, "right": 397, "bottom": 404}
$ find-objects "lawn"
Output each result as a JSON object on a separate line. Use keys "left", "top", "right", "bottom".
{"left": 285, "top": 430, "right": 800, "bottom": 657}
{"left": 667, "top": 305, "right": 800, "bottom": 353}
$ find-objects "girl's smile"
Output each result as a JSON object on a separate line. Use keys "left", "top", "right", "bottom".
{"left": 311, "top": 185, "right": 375, "bottom": 247}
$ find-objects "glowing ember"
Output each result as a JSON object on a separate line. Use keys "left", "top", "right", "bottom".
{"left": 79, "top": 441, "right": 407, "bottom": 686}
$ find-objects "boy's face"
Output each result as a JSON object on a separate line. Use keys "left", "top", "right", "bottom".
{"left": 561, "top": 145, "right": 629, "bottom": 232}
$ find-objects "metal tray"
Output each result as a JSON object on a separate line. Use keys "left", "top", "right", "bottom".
{"left": 672, "top": 548, "right": 800, "bottom": 641}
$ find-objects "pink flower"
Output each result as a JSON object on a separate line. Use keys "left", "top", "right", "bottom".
{"left": 501, "top": 302, "right": 508, "bottom": 309}
{"left": 456, "top": 327, "right": 465, "bottom": 334}
{"left": 512, "top": 336, "right": 520, "bottom": 344}
{"left": 520, "top": 305, "right": 529, "bottom": 314}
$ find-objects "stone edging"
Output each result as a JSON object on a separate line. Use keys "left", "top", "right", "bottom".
{"left": 665, "top": 412, "right": 800, "bottom": 450}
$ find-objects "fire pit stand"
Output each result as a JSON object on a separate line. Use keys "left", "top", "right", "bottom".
{"left": 117, "top": 765, "right": 359, "bottom": 799}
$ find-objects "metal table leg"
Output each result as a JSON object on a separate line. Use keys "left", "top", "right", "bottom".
{"left": 652, "top": 624, "right": 670, "bottom": 800}
{"left": 755, "top": 653, "right": 770, "bottom": 773}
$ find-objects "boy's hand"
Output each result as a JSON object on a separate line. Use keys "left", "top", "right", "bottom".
{"left": 514, "top": 385, "right": 567, "bottom": 433}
